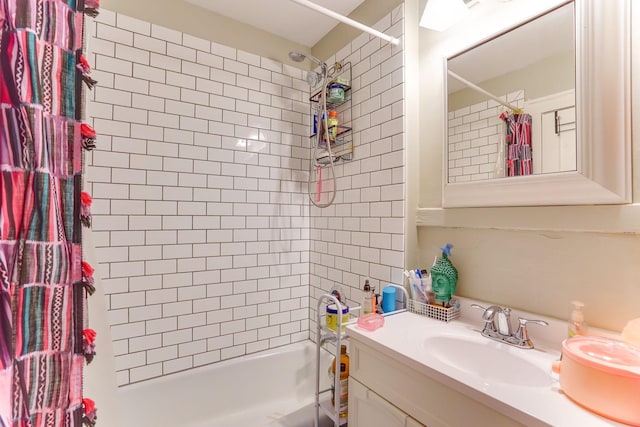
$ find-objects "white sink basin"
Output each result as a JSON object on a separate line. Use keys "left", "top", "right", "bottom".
{"left": 424, "top": 335, "right": 553, "bottom": 388}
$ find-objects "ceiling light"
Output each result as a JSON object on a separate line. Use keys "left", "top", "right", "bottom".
{"left": 419, "top": 0, "right": 470, "bottom": 32}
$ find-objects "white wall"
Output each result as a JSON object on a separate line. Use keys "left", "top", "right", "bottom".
{"left": 86, "top": 4, "right": 407, "bottom": 385}
{"left": 309, "top": 5, "right": 406, "bottom": 329}
{"left": 86, "top": 11, "right": 310, "bottom": 385}
{"left": 416, "top": 0, "right": 640, "bottom": 331}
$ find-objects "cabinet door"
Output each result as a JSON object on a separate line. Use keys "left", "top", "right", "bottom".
{"left": 349, "top": 377, "right": 426, "bottom": 427}
{"left": 350, "top": 339, "right": 523, "bottom": 427}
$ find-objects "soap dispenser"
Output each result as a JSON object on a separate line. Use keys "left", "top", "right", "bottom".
{"left": 568, "top": 301, "right": 587, "bottom": 338}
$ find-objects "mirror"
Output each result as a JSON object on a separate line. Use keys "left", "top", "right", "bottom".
{"left": 442, "top": 0, "right": 631, "bottom": 207}
{"left": 447, "top": 3, "right": 575, "bottom": 183}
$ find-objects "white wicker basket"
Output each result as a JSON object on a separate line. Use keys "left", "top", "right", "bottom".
{"left": 408, "top": 298, "right": 460, "bottom": 322}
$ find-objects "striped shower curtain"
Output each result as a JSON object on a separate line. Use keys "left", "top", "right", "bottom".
{"left": 501, "top": 113, "right": 533, "bottom": 177}
{"left": 1, "top": 0, "right": 97, "bottom": 425}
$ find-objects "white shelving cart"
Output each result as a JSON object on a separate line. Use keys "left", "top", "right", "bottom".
{"left": 314, "top": 284, "right": 409, "bottom": 427}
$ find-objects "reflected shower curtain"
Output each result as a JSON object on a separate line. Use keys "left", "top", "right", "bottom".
{"left": 500, "top": 112, "right": 532, "bottom": 177}
{"left": 0, "top": 0, "right": 92, "bottom": 425}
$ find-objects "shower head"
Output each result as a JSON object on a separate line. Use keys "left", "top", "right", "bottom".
{"left": 289, "top": 51, "right": 326, "bottom": 87}
{"left": 288, "top": 51, "right": 306, "bottom": 62}
{"left": 288, "top": 51, "right": 324, "bottom": 67}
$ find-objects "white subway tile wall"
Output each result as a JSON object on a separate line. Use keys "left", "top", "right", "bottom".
{"left": 87, "top": 11, "right": 311, "bottom": 385}
{"left": 309, "top": 5, "right": 406, "bottom": 335}
{"left": 447, "top": 90, "right": 524, "bottom": 182}
{"left": 87, "top": 5, "right": 406, "bottom": 385}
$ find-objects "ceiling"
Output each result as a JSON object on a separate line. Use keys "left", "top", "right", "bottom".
{"left": 184, "top": 0, "right": 366, "bottom": 47}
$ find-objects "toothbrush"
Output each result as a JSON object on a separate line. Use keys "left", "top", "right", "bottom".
{"left": 415, "top": 269, "right": 426, "bottom": 296}
{"left": 405, "top": 270, "right": 417, "bottom": 301}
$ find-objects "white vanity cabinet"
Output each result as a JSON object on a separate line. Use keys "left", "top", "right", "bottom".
{"left": 349, "top": 378, "right": 424, "bottom": 427}
{"left": 347, "top": 338, "right": 523, "bottom": 427}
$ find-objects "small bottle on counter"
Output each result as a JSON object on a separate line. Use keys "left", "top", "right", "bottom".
{"left": 373, "top": 289, "right": 382, "bottom": 314}
{"left": 568, "top": 301, "right": 587, "bottom": 338}
{"left": 362, "top": 280, "right": 372, "bottom": 315}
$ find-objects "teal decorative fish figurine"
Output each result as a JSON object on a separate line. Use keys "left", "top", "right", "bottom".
{"left": 430, "top": 244, "right": 458, "bottom": 306}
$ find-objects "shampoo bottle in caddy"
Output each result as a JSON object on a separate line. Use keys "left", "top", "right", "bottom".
{"left": 327, "top": 110, "right": 339, "bottom": 141}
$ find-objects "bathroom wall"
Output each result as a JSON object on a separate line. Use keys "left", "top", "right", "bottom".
{"left": 86, "top": 2, "right": 406, "bottom": 385}
{"left": 415, "top": 0, "right": 640, "bottom": 332}
{"left": 86, "top": 11, "right": 311, "bottom": 385}
{"left": 309, "top": 5, "right": 406, "bottom": 330}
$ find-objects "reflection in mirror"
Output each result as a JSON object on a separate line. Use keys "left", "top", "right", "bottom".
{"left": 446, "top": 3, "right": 575, "bottom": 184}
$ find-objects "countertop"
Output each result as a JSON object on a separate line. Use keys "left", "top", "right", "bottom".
{"left": 346, "top": 310, "right": 629, "bottom": 427}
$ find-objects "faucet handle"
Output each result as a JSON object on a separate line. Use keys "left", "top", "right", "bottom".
{"left": 518, "top": 317, "right": 549, "bottom": 329}
{"left": 515, "top": 318, "right": 549, "bottom": 348}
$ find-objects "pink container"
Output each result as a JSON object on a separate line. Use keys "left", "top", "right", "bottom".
{"left": 552, "top": 336, "right": 640, "bottom": 426}
{"left": 356, "top": 313, "right": 384, "bottom": 331}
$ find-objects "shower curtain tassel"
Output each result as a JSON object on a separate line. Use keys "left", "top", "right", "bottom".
{"left": 81, "top": 124, "right": 97, "bottom": 151}
{"left": 80, "top": 191, "right": 93, "bottom": 228}
{"left": 83, "top": 0, "right": 100, "bottom": 17}
{"left": 82, "top": 398, "right": 98, "bottom": 427}
{"left": 77, "top": 55, "right": 98, "bottom": 89}
{"left": 81, "top": 261, "right": 96, "bottom": 296}
{"left": 82, "top": 329, "right": 97, "bottom": 364}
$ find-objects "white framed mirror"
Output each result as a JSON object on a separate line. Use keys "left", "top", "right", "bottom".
{"left": 442, "top": 0, "right": 631, "bottom": 208}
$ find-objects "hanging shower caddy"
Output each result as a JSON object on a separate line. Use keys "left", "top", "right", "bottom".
{"left": 309, "top": 62, "right": 353, "bottom": 163}
{"left": 314, "top": 284, "right": 409, "bottom": 427}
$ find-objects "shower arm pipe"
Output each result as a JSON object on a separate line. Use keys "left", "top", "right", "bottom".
{"left": 288, "top": 0, "right": 400, "bottom": 46}
{"left": 447, "top": 70, "right": 521, "bottom": 112}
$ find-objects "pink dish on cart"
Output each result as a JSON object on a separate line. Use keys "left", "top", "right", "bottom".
{"left": 357, "top": 313, "right": 385, "bottom": 331}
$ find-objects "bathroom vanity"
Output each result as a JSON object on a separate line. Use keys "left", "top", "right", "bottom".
{"left": 346, "top": 310, "right": 628, "bottom": 427}
{"left": 347, "top": 338, "right": 517, "bottom": 426}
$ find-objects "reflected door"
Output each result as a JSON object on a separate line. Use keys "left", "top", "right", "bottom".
{"left": 540, "top": 106, "right": 576, "bottom": 173}
{"left": 527, "top": 90, "right": 576, "bottom": 175}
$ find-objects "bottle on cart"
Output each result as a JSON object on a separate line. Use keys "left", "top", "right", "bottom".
{"left": 362, "top": 280, "right": 372, "bottom": 315}
{"left": 330, "top": 344, "right": 349, "bottom": 418}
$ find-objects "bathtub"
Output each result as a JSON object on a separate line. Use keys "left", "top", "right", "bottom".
{"left": 119, "top": 340, "right": 334, "bottom": 427}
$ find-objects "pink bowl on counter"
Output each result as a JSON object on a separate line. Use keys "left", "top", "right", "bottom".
{"left": 552, "top": 335, "right": 640, "bottom": 426}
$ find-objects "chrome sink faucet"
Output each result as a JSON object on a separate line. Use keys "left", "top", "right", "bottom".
{"left": 471, "top": 304, "right": 548, "bottom": 349}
